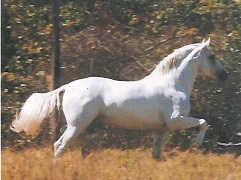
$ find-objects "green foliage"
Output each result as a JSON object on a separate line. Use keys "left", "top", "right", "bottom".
{"left": 2, "top": 0, "right": 241, "bottom": 154}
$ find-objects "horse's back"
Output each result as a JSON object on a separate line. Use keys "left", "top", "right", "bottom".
{"left": 62, "top": 76, "right": 142, "bottom": 112}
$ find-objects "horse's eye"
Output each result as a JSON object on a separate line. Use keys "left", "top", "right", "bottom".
{"left": 209, "top": 53, "right": 215, "bottom": 59}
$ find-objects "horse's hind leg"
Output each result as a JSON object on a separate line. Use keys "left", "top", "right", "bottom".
{"left": 54, "top": 125, "right": 82, "bottom": 157}
{"left": 54, "top": 105, "right": 100, "bottom": 157}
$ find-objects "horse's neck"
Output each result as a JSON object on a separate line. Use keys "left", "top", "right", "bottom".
{"left": 177, "top": 59, "right": 198, "bottom": 96}
{"left": 147, "top": 45, "right": 199, "bottom": 95}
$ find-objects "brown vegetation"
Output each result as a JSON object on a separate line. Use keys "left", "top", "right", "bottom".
{"left": 2, "top": 147, "right": 241, "bottom": 179}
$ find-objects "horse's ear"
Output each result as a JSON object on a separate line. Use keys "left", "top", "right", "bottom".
{"left": 204, "top": 38, "right": 210, "bottom": 47}
{"left": 199, "top": 38, "right": 210, "bottom": 50}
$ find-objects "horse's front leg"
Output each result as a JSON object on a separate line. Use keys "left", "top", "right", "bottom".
{"left": 190, "top": 119, "right": 209, "bottom": 147}
{"left": 152, "top": 131, "right": 166, "bottom": 159}
{"left": 167, "top": 116, "right": 209, "bottom": 146}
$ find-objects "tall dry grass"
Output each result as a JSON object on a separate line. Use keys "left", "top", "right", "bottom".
{"left": 2, "top": 147, "right": 241, "bottom": 180}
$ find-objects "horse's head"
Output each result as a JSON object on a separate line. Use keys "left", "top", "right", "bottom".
{"left": 196, "top": 39, "right": 228, "bottom": 81}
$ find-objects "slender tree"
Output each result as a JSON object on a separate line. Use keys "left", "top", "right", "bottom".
{"left": 51, "top": 0, "right": 61, "bottom": 142}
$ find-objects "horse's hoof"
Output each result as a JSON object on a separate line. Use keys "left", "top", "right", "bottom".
{"left": 152, "top": 154, "right": 167, "bottom": 162}
{"left": 152, "top": 154, "right": 160, "bottom": 160}
{"left": 81, "top": 147, "right": 91, "bottom": 158}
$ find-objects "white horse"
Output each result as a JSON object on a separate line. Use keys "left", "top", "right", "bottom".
{"left": 12, "top": 39, "right": 228, "bottom": 159}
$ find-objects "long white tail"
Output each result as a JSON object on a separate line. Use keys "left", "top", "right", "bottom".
{"left": 12, "top": 84, "right": 68, "bottom": 136}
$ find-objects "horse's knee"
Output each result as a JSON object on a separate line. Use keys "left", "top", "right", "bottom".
{"left": 199, "top": 119, "right": 208, "bottom": 131}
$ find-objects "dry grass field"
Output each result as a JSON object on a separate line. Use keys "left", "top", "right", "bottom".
{"left": 2, "top": 146, "right": 241, "bottom": 180}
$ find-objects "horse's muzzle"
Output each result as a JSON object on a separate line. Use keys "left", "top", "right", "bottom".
{"left": 216, "top": 69, "right": 228, "bottom": 81}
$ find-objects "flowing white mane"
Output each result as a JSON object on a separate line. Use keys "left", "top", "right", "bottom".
{"left": 155, "top": 43, "right": 201, "bottom": 75}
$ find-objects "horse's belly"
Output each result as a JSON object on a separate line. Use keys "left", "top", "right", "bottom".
{"left": 100, "top": 112, "right": 168, "bottom": 131}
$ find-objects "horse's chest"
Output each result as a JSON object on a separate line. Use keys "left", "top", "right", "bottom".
{"left": 171, "top": 92, "right": 190, "bottom": 116}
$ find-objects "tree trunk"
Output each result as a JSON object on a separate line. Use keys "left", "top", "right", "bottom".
{"left": 51, "top": 0, "right": 61, "bottom": 143}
